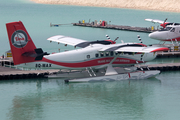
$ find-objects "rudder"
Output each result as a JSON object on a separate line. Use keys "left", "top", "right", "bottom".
{"left": 6, "top": 21, "right": 37, "bottom": 65}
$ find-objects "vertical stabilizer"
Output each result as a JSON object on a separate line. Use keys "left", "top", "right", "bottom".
{"left": 6, "top": 21, "right": 37, "bottom": 65}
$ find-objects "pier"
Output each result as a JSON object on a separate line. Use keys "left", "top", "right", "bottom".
{"left": 50, "top": 20, "right": 158, "bottom": 33}
{"left": 1, "top": 62, "right": 180, "bottom": 80}
{"left": 72, "top": 23, "right": 155, "bottom": 33}
{"left": 156, "top": 51, "right": 180, "bottom": 58}
{"left": 0, "top": 66, "right": 59, "bottom": 80}
{"left": 137, "top": 63, "right": 180, "bottom": 71}
{"left": 1, "top": 50, "right": 180, "bottom": 80}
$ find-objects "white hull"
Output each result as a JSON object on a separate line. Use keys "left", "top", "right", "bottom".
{"left": 47, "top": 66, "right": 137, "bottom": 78}
{"left": 65, "top": 70, "right": 160, "bottom": 83}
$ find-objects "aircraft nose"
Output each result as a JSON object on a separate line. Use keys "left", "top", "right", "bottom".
{"left": 149, "top": 32, "right": 165, "bottom": 40}
{"left": 149, "top": 32, "right": 158, "bottom": 39}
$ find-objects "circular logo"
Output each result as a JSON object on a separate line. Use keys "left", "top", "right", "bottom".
{"left": 11, "top": 30, "right": 28, "bottom": 48}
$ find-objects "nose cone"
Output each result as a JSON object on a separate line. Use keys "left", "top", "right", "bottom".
{"left": 149, "top": 32, "right": 167, "bottom": 40}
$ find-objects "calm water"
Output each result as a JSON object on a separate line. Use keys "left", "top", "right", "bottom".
{"left": 1, "top": 0, "right": 180, "bottom": 119}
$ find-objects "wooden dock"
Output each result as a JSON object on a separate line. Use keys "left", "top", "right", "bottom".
{"left": 72, "top": 23, "right": 156, "bottom": 33}
{"left": 156, "top": 51, "right": 180, "bottom": 58}
{"left": 1, "top": 62, "right": 180, "bottom": 80}
{"left": 0, "top": 66, "right": 59, "bottom": 80}
{"left": 1, "top": 51, "right": 180, "bottom": 80}
{"left": 137, "top": 63, "right": 180, "bottom": 71}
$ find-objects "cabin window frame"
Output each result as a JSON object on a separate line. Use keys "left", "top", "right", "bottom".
{"left": 87, "top": 55, "right": 90, "bottom": 59}
{"left": 100, "top": 52, "right": 104, "bottom": 57}
{"left": 95, "top": 53, "right": 99, "bottom": 57}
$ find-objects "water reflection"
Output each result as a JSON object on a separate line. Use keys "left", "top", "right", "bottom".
{"left": 6, "top": 78, "right": 161, "bottom": 120}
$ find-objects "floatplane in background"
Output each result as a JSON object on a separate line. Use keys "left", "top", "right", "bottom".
{"left": 6, "top": 21, "right": 169, "bottom": 83}
{"left": 145, "top": 18, "right": 180, "bottom": 50}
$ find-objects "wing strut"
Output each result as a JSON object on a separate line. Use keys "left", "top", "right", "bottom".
{"left": 105, "top": 53, "right": 120, "bottom": 76}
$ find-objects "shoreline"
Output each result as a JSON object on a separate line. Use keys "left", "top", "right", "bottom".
{"left": 31, "top": 0, "right": 180, "bottom": 13}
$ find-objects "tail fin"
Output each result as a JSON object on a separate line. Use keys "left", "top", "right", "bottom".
{"left": 6, "top": 21, "right": 37, "bottom": 65}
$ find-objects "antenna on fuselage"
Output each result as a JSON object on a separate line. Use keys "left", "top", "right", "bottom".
{"left": 106, "top": 34, "right": 119, "bottom": 42}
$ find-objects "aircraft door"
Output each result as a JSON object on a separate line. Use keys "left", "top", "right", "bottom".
{"left": 167, "top": 27, "right": 176, "bottom": 39}
{"left": 84, "top": 52, "right": 95, "bottom": 61}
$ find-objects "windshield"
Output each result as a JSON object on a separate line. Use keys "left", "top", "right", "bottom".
{"left": 159, "top": 27, "right": 172, "bottom": 31}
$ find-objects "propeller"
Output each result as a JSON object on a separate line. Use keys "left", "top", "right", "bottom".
{"left": 106, "top": 35, "right": 111, "bottom": 40}
{"left": 114, "top": 37, "right": 119, "bottom": 42}
{"left": 106, "top": 35, "right": 119, "bottom": 42}
{"left": 163, "top": 18, "right": 168, "bottom": 24}
{"left": 137, "top": 35, "right": 143, "bottom": 43}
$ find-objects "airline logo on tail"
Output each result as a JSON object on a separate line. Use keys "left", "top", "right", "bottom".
{"left": 11, "top": 30, "right": 28, "bottom": 48}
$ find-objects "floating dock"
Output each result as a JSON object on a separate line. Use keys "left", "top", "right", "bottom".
{"left": 1, "top": 61, "right": 180, "bottom": 80}
{"left": 0, "top": 66, "right": 59, "bottom": 80}
{"left": 156, "top": 51, "right": 180, "bottom": 58}
{"left": 137, "top": 63, "right": 180, "bottom": 71}
{"left": 72, "top": 23, "right": 156, "bottom": 33}
{"left": 1, "top": 50, "right": 180, "bottom": 80}
{"left": 1, "top": 62, "right": 180, "bottom": 80}
{"left": 50, "top": 20, "right": 157, "bottom": 33}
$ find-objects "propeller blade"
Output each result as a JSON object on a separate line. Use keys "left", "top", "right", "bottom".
{"left": 163, "top": 18, "right": 168, "bottom": 24}
{"left": 106, "top": 35, "right": 111, "bottom": 40}
{"left": 114, "top": 37, "right": 119, "bottom": 42}
{"left": 137, "top": 35, "right": 143, "bottom": 43}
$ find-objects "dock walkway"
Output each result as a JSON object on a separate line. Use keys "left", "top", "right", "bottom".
{"left": 72, "top": 23, "right": 156, "bottom": 33}
{"left": 0, "top": 66, "right": 59, "bottom": 80}
{"left": 137, "top": 62, "right": 180, "bottom": 71}
{"left": 1, "top": 61, "right": 180, "bottom": 80}
{"left": 156, "top": 51, "right": 180, "bottom": 58}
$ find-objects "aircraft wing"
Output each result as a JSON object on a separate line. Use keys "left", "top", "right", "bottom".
{"left": 145, "top": 19, "right": 164, "bottom": 24}
{"left": 99, "top": 46, "right": 169, "bottom": 53}
{"left": 47, "top": 35, "right": 87, "bottom": 47}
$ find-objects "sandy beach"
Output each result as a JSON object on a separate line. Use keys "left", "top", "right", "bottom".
{"left": 31, "top": 0, "right": 180, "bottom": 12}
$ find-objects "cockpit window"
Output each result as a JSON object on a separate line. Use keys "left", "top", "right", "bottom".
{"left": 159, "top": 27, "right": 172, "bottom": 31}
{"left": 170, "top": 28, "right": 175, "bottom": 32}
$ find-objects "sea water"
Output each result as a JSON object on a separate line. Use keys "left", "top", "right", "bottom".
{"left": 1, "top": 0, "right": 180, "bottom": 119}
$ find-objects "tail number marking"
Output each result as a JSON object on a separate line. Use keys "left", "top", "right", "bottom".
{"left": 35, "top": 64, "right": 52, "bottom": 68}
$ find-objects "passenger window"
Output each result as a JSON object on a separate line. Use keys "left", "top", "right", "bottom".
{"left": 115, "top": 52, "right": 119, "bottom": 55}
{"left": 87, "top": 55, "right": 90, "bottom": 59}
{"left": 101, "top": 53, "right": 104, "bottom": 57}
{"left": 106, "top": 52, "right": 109, "bottom": 56}
{"left": 110, "top": 51, "right": 114, "bottom": 56}
{"left": 95, "top": 53, "right": 99, "bottom": 57}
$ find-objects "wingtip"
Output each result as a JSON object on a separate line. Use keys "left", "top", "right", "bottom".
{"left": 150, "top": 47, "right": 169, "bottom": 52}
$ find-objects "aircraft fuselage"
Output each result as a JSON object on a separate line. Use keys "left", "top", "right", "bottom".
{"left": 17, "top": 44, "right": 156, "bottom": 70}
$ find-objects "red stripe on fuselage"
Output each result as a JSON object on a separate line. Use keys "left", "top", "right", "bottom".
{"left": 42, "top": 57, "right": 143, "bottom": 68}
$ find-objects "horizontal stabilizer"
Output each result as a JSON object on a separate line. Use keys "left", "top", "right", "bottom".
{"left": 35, "top": 48, "right": 43, "bottom": 54}
{"left": 35, "top": 48, "right": 49, "bottom": 60}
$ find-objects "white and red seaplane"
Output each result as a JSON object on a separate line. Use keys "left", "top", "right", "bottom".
{"left": 6, "top": 21, "right": 169, "bottom": 83}
{"left": 145, "top": 18, "right": 180, "bottom": 44}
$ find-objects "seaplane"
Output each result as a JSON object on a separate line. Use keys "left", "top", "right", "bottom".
{"left": 145, "top": 18, "right": 180, "bottom": 47}
{"left": 6, "top": 21, "right": 169, "bottom": 83}
{"left": 145, "top": 18, "right": 180, "bottom": 28}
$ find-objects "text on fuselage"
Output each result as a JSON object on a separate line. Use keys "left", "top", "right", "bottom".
{"left": 35, "top": 64, "right": 52, "bottom": 68}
